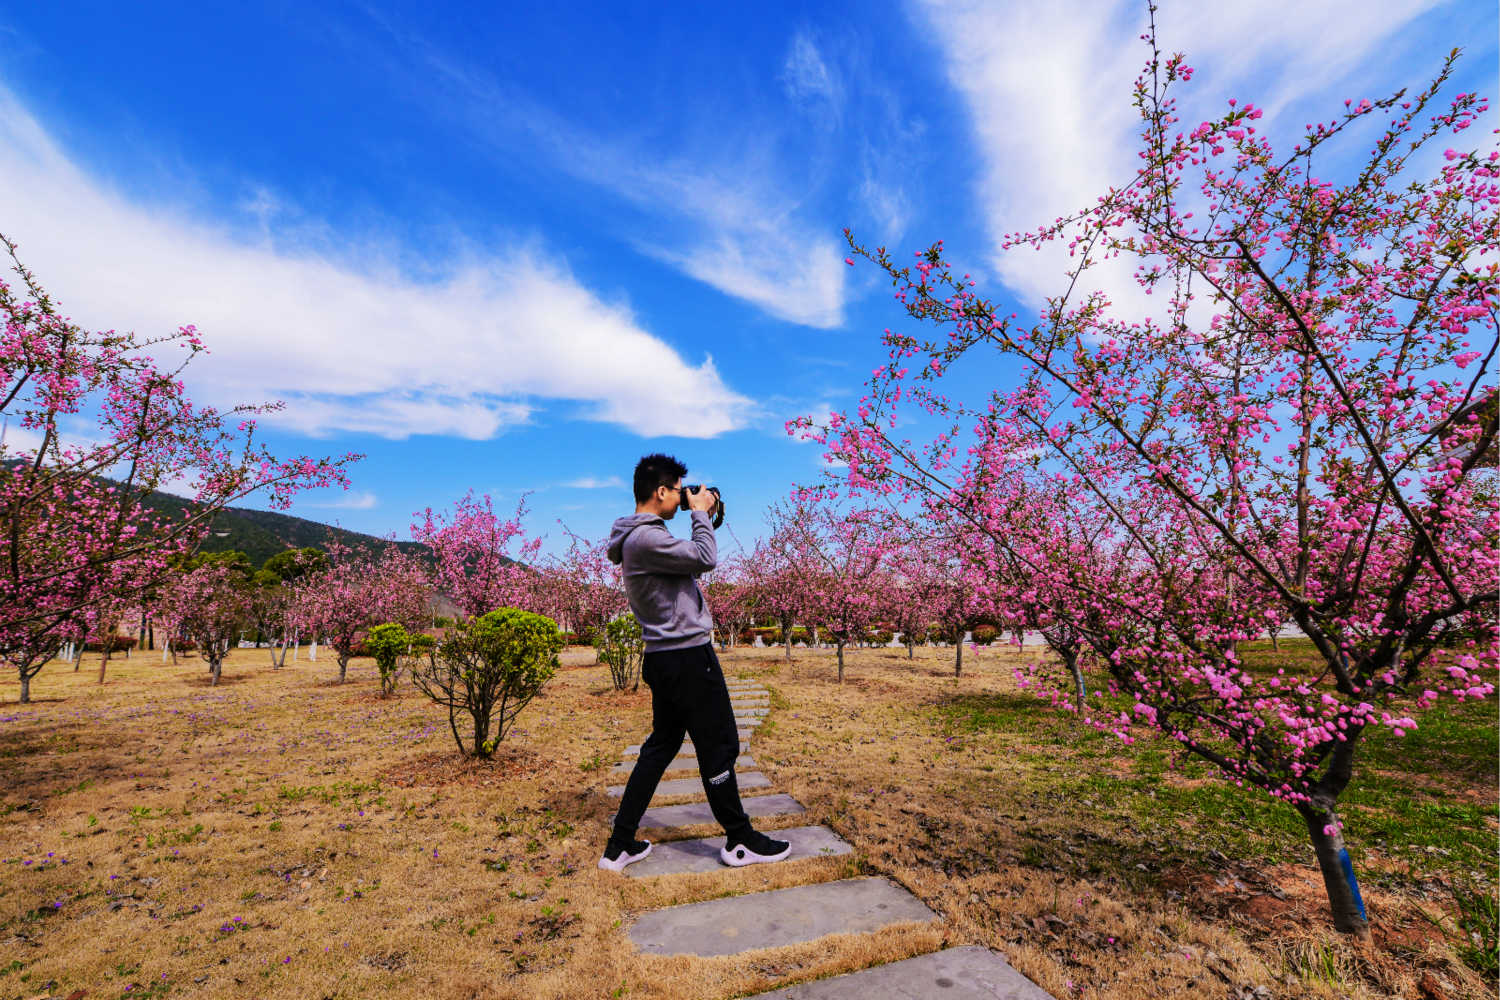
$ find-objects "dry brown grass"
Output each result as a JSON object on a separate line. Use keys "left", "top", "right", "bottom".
{"left": 0, "top": 643, "right": 1492, "bottom": 1000}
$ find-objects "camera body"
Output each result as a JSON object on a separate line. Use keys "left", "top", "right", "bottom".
{"left": 678, "top": 485, "right": 725, "bottom": 528}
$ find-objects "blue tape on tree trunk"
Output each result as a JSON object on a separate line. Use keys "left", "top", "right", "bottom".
{"left": 1338, "top": 847, "right": 1367, "bottom": 921}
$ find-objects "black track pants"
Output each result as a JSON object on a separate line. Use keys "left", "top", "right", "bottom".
{"left": 611, "top": 642, "right": 753, "bottom": 844}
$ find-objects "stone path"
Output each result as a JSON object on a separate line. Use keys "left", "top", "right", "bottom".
{"left": 605, "top": 672, "right": 1056, "bottom": 999}
{"left": 742, "top": 946, "right": 1056, "bottom": 1000}
{"left": 629, "top": 878, "right": 934, "bottom": 956}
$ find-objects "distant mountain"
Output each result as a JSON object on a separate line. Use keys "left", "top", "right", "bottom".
{"left": 141, "top": 493, "right": 427, "bottom": 569}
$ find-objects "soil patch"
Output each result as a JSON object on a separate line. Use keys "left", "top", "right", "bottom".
{"left": 381, "top": 746, "right": 551, "bottom": 788}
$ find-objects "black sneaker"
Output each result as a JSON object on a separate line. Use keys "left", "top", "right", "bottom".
{"left": 720, "top": 832, "right": 791, "bottom": 867}
{"left": 598, "top": 837, "right": 651, "bottom": 872}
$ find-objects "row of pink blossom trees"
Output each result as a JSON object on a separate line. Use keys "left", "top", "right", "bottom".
{"left": 0, "top": 235, "right": 355, "bottom": 702}
{"left": 790, "top": 31, "right": 1496, "bottom": 942}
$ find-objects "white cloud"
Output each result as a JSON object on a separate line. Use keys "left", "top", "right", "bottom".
{"left": 0, "top": 92, "right": 753, "bottom": 440}
{"left": 917, "top": 0, "right": 1446, "bottom": 317}
{"left": 562, "top": 476, "right": 624, "bottom": 489}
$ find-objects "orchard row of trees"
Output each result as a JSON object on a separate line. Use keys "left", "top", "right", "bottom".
{"left": 785, "top": 32, "right": 1497, "bottom": 944}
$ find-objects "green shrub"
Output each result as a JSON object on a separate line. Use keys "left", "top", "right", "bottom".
{"left": 972, "top": 625, "right": 999, "bottom": 645}
{"left": 598, "top": 613, "right": 644, "bottom": 691}
{"left": 408, "top": 609, "right": 561, "bottom": 757}
{"left": 365, "top": 623, "right": 432, "bottom": 696}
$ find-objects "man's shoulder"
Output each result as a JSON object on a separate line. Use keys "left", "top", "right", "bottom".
{"left": 621, "top": 519, "right": 671, "bottom": 555}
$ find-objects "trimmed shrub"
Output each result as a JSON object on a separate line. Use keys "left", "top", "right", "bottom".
{"left": 408, "top": 608, "right": 561, "bottom": 757}
{"left": 972, "top": 625, "right": 999, "bottom": 645}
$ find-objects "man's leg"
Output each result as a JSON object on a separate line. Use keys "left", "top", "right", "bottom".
{"left": 610, "top": 652, "right": 686, "bottom": 845}
{"left": 671, "top": 644, "right": 759, "bottom": 844}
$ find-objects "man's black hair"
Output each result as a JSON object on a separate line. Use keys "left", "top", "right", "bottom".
{"left": 634, "top": 453, "right": 688, "bottom": 503}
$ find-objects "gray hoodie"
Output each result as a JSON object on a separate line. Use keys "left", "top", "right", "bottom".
{"left": 606, "top": 510, "right": 717, "bottom": 652}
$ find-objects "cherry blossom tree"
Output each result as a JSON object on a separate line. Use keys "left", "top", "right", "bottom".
{"left": 927, "top": 532, "right": 986, "bottom": 677}
{"left": 792, "top": 503, "right": 885, "bottom": 683}
{"left": 545, "top": 527, "right": 625, "bottom": 649}
{"left": 3, "top": 618, "right": 66, "bottom": 703}
{"left": 701, "top": 549, "right": 752, "bottom": 649}
{"left": 413, "top": 492, "right": 540, "bottom": 620}
{"left": 797, "top": 30, "right": 1496, "bottom": 940}
{"left": 745, "top": 508, "right": 818, "bottom": 663}
{"left": 158, "top": 562, "right": 255, "bottom": 686}
{"left": 0, "top": 238, "right": 355, "bottom": 684}
{"left": 292, "top": 541, "right": 431, "bottom": 684}
{"left": 880, "top": 532, "right": 944, "bottom": 660}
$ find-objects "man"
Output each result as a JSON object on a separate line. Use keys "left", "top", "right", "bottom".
{"left": 597, "top": 453, "right": 791, "bottom": 873}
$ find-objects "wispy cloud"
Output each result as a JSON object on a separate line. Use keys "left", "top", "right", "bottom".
{"left": 782, "top": 32, "right": 841, "bottom": 122}
{"left": 918, "top": 0, "right": 1446, "bottom": 316}
{"left": 0, "top": 91, "right": 753, "bottom": 440}
{"left": 409, "top": 38, "right": 850, "bottom": 329}
{"left": 562, "top": 476, "right": 625, "bottom": 490}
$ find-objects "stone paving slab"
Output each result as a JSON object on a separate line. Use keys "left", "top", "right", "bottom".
{"left": 624, "top": 824, "right": 849, "bottom": 877}
{"left": 628, "top": 878, "right": 936, "bottom": 957}
{"left": 622, "top": 742, "right": 751, "bottom": 756}
{"left": 735, "top": 708, "right": 771, "bottom": 717}
{"left": 738, "top": 717, "right": 763, "bottom": 726}
{"left": 731, "top": 700, "right": 770, "bottom": 708}
{"left": 742, "top": 945, "right": 1056, "bottom": 999}
{"left": 607, "top": 771, "right": 772, "bottom": 798}
{"left": 611, "top": 755, "right": 755, "bottom": 775}
{"left": 631, "top": 793, "right": 807, "bottom": 829}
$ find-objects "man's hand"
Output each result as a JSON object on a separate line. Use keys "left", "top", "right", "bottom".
{"left": 687, "top": 485, "right": 716, "bottom": 513}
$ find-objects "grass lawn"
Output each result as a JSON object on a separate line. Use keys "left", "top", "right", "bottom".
{"left": 0, "top": 639, "right": 1494, "bottom": 999}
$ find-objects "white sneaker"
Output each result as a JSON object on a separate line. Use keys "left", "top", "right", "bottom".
{"left": 720, "top": 835, "right": 791, "bottom": 867}
{"left": 598, "top": 838, "right": 651, "bottom": 872}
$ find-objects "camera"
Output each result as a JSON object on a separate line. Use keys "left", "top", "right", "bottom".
{"left": 678, "top": 484, "right": 725, "bottom": 528}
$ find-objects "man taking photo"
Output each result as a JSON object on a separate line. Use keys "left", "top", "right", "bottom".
{"left": 597, "top": 453, "right": 791, "bottom": 872}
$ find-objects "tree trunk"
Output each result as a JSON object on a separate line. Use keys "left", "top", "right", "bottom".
{"left": 338, "top": 653, "right": 349, "bottom": 684}
{"left": 1270, "top": 629, "right": 1279, "bottom": 652}
{"left": 19, "top": 670, "right": 29, "bottom": 704}
{"left": 148, "top": 622, "right": 154, "bottom": 651}
{"left": 96, "top": 647, "right": 111, "bottom": 684}
{"left": 955, "top": 632, "right": 963, "bottom": 677}
{"left": 473, "top": 710, "right": 490, "bottom": 758}
{"left": 1298, "top": 802, "right": 1371, "bottom": 941}
{"left": 1063, "top": 649, "right": 1086, "bottom": 709}
{"left": 836, "top": 641, "right": 845, "bottom": 683}
{"left": 211, "top": 656, "right": 223, "bottom": 686}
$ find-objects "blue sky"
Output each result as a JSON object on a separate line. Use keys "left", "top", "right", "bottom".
{"left": 0, "top": 0, "right": 1491, "bottom": 553}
